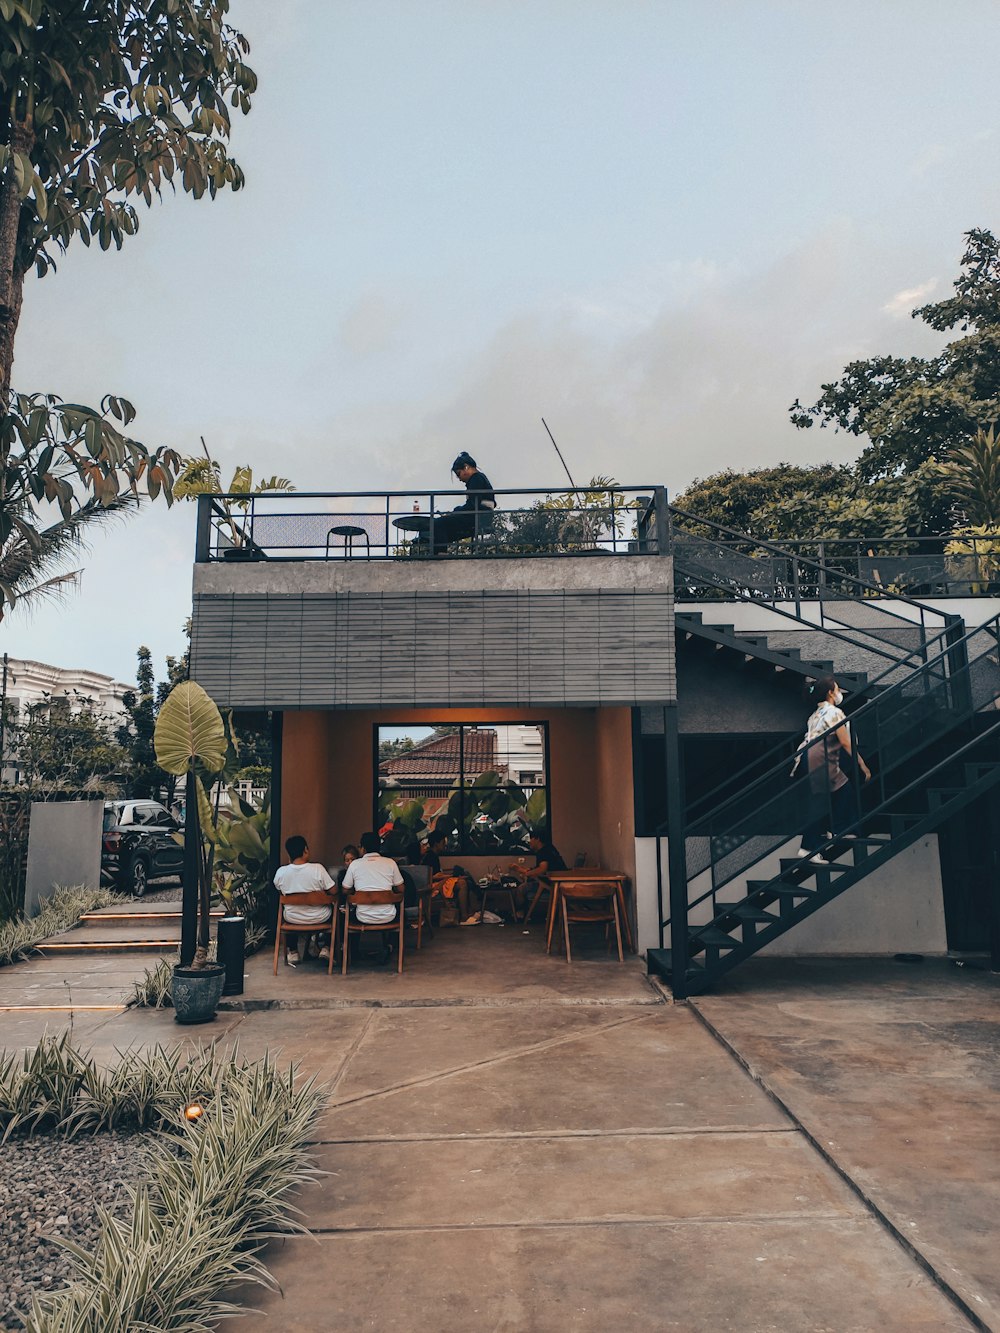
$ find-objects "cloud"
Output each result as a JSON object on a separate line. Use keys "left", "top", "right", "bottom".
{"left": 339, "top": 289, "right": 409, "bottom": 358}
{"left": 882, "top": 279, "right": 937, "bottom": 318}
{"left": 301, "top": 221, "right": 949, "bottom": 498}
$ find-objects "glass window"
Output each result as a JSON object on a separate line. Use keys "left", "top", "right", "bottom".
{"left": 376, "top": 722, "right": 549, "bottom": 857}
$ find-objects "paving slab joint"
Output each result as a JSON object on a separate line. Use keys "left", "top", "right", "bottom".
{"left": 688, "top": 999, "right": 989, "bottom": 1333}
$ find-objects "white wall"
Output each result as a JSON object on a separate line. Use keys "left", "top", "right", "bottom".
{"left": 633, "top": 834, "right": 947, "bottom": 957}
{"left": 683, "top": 598, "right": 1000, "bottom": 633}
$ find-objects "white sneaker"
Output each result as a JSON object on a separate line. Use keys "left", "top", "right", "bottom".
{"left": 286, "top": 951, "right": 300, "bottom": 967}
{"left": 481, "top": 910, "right": 503, "bottom": 924}
{"left": 318, "top": 946, "right": 330, "bottom": 961}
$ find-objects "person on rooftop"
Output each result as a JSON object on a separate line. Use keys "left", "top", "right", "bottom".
{"left": 426, "top": 452, "right": 496, "bottom": 553}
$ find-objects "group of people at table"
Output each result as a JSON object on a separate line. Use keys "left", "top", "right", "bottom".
{"left": 273, "top": 828, "right": 567, "bottom": 966}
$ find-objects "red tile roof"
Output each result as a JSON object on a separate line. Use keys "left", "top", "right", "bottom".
{"left": 380, "top": 729, "right": 505, "bottom": 781}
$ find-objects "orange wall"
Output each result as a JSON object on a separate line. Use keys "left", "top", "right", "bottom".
{"left": 594, "top": 707, "right": 637, "bottom": 883}
{"left": 278, "top": 706, "right": 633, "bottom": 873}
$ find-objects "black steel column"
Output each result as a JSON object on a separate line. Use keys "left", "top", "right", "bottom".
{"left": 180, "top": 768, "right": 199, "bottom": 966}
{"left": 663, "top": 703, "right": 689, "bottom": 998}
{"left": 991, "top": 781, "right": 1000, "bottom": 975}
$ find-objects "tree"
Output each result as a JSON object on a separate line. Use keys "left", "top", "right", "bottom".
{"left": 0, "top": 1, "right": 257, "bottom": 614}
{"left": 674, "top": 464, "right": 849, "bottom": 537}
{"left": 791, "top": 228, "right": 1000, "bottom": 482}
{"left": 943, "top": 426, "right": 1000, "bottom": 528}
{"left": 13, "top": 692, "right": 126, "bottom": 789}
{"left": 116, "top": 626, "right": 190, "bottom": 798}
{"left": 378, "top": 736, "right": 415, "bottom": 764}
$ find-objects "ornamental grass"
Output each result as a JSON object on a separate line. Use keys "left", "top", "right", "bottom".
{"left": 1, "top": 1034, "right": 324, "bottom": 1332}
{"left": 0, "top": 887, "right": 123, "bottom": 968}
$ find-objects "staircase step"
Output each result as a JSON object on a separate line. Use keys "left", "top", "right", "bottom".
{"left": 964, "top": 762, "right": 997, "bottom": 782}
{"left": 691, "top": 925, "right": 739, "bottom": 949}
{"left": 35, "top": 920, "right": 181, "bottom": 955}
{"left": 645, "top": 948, "right": 705, "bottom": 984}
{"left": 704, "top": 624, "right": 736, "bottom": 637}
{"left": 889, "top": 813, "right": 924, "bottom": 835}
{"left": 79, "top": 908, "right": 225, "bottom": 923}
{"left": 714, "top": 895, "right": 778, "bottom": 927}
{"left": 717, "top": 902, "right": 778, "bottom": 923}
{"left": 927, "top": 788, "right": 962, "bottom": 809}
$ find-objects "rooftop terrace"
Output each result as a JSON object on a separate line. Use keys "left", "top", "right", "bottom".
{"left": 194, "top": 486, "right": 667, "bottom": 563}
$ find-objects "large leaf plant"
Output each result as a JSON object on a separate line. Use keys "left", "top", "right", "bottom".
{"left": 153, "top": 680, "right": 225, "bottom": 967}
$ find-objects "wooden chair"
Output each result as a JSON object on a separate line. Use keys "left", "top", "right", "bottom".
{"left": 522, "top": 875, "right": 552, "bottom": 926}
{"left": 557, "top": 880, "right": 624, "bottom": 963}
{"left": 341, "top": 890, "right": 406, "bottom": 974}
{"left": 272, "top": 891, "right": 337, "bottom": 975}
{"left": 402, "top": 864, "right": 432, "bottom": 948}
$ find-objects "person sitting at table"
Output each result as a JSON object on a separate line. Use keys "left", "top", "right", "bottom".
{"left": 423, "top": 452, "right": 496, "bottom": 554}
{"left": 511, "top": 828, "right": 567, "bottom": 923}
{"left": 342, "top": 831, "right": 405, "bottom": 959}
{"left": 420, "top": 832, "right": 477, "bottom": 924}
{"left": 273, "top": 834, "right": 336, "bottom": 966}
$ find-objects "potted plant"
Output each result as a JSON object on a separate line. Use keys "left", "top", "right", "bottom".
{"left": 208, "top": 786, "right": 272, "bottom": 994}
{"left": 153, "top": 680, "right": 228, "bottom": 1023}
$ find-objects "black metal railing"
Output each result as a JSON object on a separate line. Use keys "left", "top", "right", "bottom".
{"left": 667, "top": 612, "right": 1000, "bottom": 925}
{"left": 195, "top": 487, "right": 666, "bottom": 562}
{"left": 668, "top": 506, "right": 958, "bottom": 682}
{"left": 701, "top": 533, "right": 1000, "bottom": 599}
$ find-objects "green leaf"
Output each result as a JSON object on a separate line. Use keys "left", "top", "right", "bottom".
{"left": 153, "top": 681, "right": 226, "bottom": 777}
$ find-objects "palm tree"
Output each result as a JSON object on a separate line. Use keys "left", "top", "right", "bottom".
{"left": 946, "top": 426, "right": 1000, "bottom": 527}
{"left": 0, "top": 495, "right": 136, "bottom": 622}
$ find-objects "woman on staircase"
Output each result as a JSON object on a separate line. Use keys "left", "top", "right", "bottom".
{"left": 794, "top": 676, "right": 871, "bottom": 860}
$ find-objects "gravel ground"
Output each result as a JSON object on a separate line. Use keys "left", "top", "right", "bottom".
{"left": 0, "top": 1131, "right": 151, "bottom": 1328}
{"left": 136, "top": 880, "right": 184, "bottom": 903}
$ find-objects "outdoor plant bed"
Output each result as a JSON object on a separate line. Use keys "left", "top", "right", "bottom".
{"left": 0, "top": 1130, "right": 149, "bottom": 1330}
{"left": 0, "top": 887, "right": 124, "bottom": 968}
{"left": 0, "top": 1033, "right": 325, "bottom": 1331}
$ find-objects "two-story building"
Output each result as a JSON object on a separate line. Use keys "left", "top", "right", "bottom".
{"left": 188, "top": 486, "right": 1000, "bottom": 995}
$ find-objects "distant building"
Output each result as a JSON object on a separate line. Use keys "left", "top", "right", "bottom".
{"left": 1, "top": 656, "right": 131, "bottom": 784}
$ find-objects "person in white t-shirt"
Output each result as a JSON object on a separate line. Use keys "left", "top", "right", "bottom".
{"left": 273, "top": 834, "right": 336, "bottom": 966}
{"left": 341, "top": 831, "right": 404, "bottom": 926}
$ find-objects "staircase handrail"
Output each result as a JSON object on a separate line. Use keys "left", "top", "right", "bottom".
{"left": 677, "top": 604, "right": 934, "bottom": 672}
{"left": 667, "top": 621, "right": 1000, "bottom": 926}
{"left": 683, "top": 611, "right": 970, "bottom": 827}
{"left": 682, "top": 612, "right": 996, "bottom": 839}
{"left": 669, "top": 504, "right": 951, "bottom": 635}
{"left": 677, "top": 709, "right": 1000, "bottom": 931}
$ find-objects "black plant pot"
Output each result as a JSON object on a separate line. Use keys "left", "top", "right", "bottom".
{"left": 172, "top": 962, "right": 226, "bottom": 1024}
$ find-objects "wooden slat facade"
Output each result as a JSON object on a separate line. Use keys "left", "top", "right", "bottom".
{"left": 190, "top": 587, "right": 676, "bottom": 709}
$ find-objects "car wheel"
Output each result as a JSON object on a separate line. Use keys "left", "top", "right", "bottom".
{"left": 124, "top": 855, "right": 149, "bottom": 898}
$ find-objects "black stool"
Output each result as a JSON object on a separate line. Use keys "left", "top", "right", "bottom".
{"left": 326, "top": 525, "right": 370, "bottom": 560}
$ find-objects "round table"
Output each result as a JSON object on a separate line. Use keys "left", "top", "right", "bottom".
{"left": 392, "top": 514, "right": 431, "bottom": 534}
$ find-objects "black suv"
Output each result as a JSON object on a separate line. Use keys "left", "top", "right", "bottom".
{"left": 101, "top": 800, "right": 184, "bottom": 896}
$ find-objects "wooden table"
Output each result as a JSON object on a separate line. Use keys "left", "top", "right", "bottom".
{"left": 545, "top": 870, "right": 633, "bottom": 954}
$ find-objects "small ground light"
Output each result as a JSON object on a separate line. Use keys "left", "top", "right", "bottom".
{"left": 183, "top": 1101, "right": 205, "bottom": 1123}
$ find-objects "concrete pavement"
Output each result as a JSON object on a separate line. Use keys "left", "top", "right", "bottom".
{"left": 0, "top": 939, "right": 994, "bottom": 1330}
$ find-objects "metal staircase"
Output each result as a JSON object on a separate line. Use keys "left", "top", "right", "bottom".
{"left": 649, "top": 510, "right": 1000, "bottom": 997}
{"left": 676, "top": 611, "right": 879, "bottom": 696}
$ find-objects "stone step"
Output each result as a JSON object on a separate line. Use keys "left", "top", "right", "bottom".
{"left": 35, "top": 921, "right": 181, "bottom": 955}
{"left": 80, "top": 905, "right": 225, "bottom": 923}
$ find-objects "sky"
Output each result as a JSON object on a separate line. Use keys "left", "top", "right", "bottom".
{"left": 5, "top": 0, "right": 1000, "bottom": 684}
